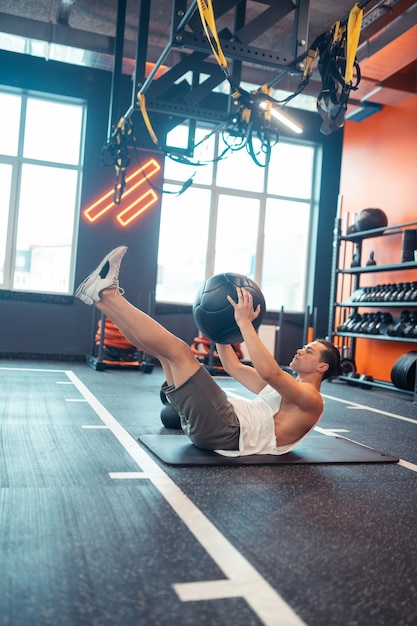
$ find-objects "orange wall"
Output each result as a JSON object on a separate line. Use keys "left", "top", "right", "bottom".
{"left": 339, "top": 95, "right": 417, "bottom": 381}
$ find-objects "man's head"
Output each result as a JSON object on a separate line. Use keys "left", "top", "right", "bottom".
{"left": 315, "top": 339, "right": 342, "bottom": 380}
{"left": 289, "top": 339, "right": 341, "bottom": 381}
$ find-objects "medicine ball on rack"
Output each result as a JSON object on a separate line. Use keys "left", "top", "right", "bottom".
{"left": 347, "top": 208, "right": 388, "bottom": 235}
{"left": 391, "top": 351, "right": 417, "bottom": 391}
{"left": 193, "top": 273, "right": 266, "bottom": 344}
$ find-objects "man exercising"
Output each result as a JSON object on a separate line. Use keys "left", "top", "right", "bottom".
{"left": 75, "top": 246, "right": 341, "bottom": 456}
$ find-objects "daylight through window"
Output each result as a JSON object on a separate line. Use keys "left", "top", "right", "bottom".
{"left": 157, "top": 125, "right": 320, "bottom": 312}
{"left": 0, "top": 89, "right": 85, "bottom": 295}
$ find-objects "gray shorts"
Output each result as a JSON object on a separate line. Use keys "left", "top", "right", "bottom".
{"left": 161, "top": 366, "right": 240, "bottom": 451}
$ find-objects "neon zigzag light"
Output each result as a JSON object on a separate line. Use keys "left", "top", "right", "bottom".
{"left": 83, "top": 158, "right": 161, "bottom": 226}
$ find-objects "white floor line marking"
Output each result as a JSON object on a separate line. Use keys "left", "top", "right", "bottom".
{"left": 57, "top": 381, "right": 74, "bottom": 385}
{"left": 319, "top": 393, "right": 417, "bottom": 470}
{"left": 314, "top": 426, "right": 382, "bottom": 451}
{"left": 0, "top": 366, "right": 68, "bottom": 373}
{"left": 315, "top": 427, "right": 350, "bottom": 435}
{"left": 398, "top": 459, "right": 417, "bottom": 472}
{"left": 322, "top": 393, "right": 417, "bottom": 425}
{"left": 108, "top": 472, "right": 147, "bottom": 479}
{"left": 175, "top": 578, "right": 276, "bottom": 601}
{"left": 65, "top": 369, "right": 306, "bottom": 626}
{"left": 66, "top": 398, "right": 88, "bottom": 402}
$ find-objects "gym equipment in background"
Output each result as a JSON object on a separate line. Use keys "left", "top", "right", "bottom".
{"left": 346, "top": 208, "right": 388, "bottom": 235}
{"left": 191, "top": 334, "right": 244, "bottom": 375}
{"left": 391, "top": 352, "right": 417, "bottom": 392}
{"left": 87, "top": 290, "right": 156, "bottom": 372}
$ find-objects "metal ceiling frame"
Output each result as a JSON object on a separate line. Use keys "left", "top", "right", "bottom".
{"left": 125, "top": 0, "right": 311, "bottom": 128}
{"left": 107, "top": 0, "right": 414, "bottom": 153}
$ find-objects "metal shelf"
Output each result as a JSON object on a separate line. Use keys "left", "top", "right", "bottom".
{"left": 338, "top": 261, "right": 417, "bottom": 274}
{"left": 335, "top": 375, "right": 415, "bottom": 396}
{"left": 338, "top": 301, "right": 417, "bottom": 307}
{"left": 329, "top": 217, "right": 417, "bottom": 403}
{"left": 340, "top": 220, "right": 417, "bottom": 242}
{"left": 335, "top": 332, "right": 417, "bottom": 342}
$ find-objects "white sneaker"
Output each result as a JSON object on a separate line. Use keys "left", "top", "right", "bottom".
{"left": 74, "top": 246, "right": 128, "bottom": 305}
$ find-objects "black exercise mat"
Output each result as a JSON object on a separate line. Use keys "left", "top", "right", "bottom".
{"left": 138, "top": 432, "right": 399, "bottom": 465}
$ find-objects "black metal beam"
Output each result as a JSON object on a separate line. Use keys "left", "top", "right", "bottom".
{"left": 170, "top": 0, "right": 308, "bottom": 71}
{"left": 176, "top": 30, "right": 296, "bottom": 70}
{"left": 143, "top": 95, "right": 231, "bottom": 123}
{"left": 129, "top": 0, "right": 314, "bottom": 144}
{"left": 234, "top": 0, "right": 294, "bottom": 44}
{"left": 107, "top": 0, "right": 127, "bottom": 140}
{"left": 132, "top": 0, "right": 152, "bottom": 102}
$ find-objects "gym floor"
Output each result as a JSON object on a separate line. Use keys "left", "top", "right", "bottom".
{"left": 1, "top": 358, "right": 416, "bottom": 626}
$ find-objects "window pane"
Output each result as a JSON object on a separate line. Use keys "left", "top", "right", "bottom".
{"left": 156, "top": 185, "right": 211, "bottom": 303}
{"left": 215, "top": 139, "right": 265, "bottom": 192}
{"left": 0, "top": 93, "right": 21, "bottom": 156}
{"left": 267, "top": 142, "right": 314, "bottom": 199}
{"left": 13, "top": 164, "right": 78, "bottom": 293}
{"left": 23, "top": 98, "right": 83, "bottom": 165}
{"left": 164, "top": 125, "right": 215, "bottom": 186}
{"left": 214, "top": 194, "right": 260, "bottom": 278}
{"left": 262, "top": 199, "right": 311, "bottom": 311}
{"left": 157, "top": 121, "right": 318, "bottom": 312}
{"left": 0, "top": 163, "right": 13, "bottom": 284}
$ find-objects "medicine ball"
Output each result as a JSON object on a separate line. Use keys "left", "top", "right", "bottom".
{"left": 192, "top": 273, "right": 266, "bottom": 344}
{"left": 347, "top": 208, "right": 388, "bottom": 234}
{"left": 160, "top": 404, "right": 182, "bottom": 429}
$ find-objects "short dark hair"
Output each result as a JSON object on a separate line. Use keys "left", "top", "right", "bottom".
{"left": 316, "top": 339, "right": 342, "bottom": 380}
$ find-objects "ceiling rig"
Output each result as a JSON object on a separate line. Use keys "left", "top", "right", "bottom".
{"left": 103, "top": 0, "right": 371, "bottom": 198}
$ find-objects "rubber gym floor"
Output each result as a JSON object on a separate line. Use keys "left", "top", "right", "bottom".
{"left": 0, "top": 358, "right": 416, "bottom": 626}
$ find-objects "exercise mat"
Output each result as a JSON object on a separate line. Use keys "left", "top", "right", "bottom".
{"left": 138, "top": 432, "right": 398, "bottom": 466}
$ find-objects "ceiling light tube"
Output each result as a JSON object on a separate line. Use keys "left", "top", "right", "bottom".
{"left": 259, "top": 100, "right": 303, "bottom": 134}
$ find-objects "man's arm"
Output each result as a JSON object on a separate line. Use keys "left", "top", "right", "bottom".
{"left": 215, "top": 343, "right": 267, "bottom": 394}
{"left": 227, "top": 288, "right": 322, "bottom": 412}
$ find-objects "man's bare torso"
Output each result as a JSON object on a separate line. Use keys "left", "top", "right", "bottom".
{"left": 273, "top": 390, "right": 324, "bottom": 447}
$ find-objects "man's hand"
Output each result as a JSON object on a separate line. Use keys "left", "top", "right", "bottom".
{"left": 227, "top": 287, "right": 261, "bottom": 327}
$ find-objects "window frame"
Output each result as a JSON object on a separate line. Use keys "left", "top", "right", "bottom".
{"left": 157, "top": 123, "right": 321, "bottom": 312}
{"left": 0, "top": 86, "right": 86, "bottom": 297}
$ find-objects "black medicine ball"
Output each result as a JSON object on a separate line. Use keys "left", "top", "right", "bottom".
{"left": 192, "top": 273, "right": 266, "bottom": 344}
{"left": 356, "top": 208, "right": 388, "bottom": 231}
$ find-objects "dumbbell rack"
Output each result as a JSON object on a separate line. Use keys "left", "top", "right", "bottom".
{"left": 328, "top": 217, "right": 417, "bottom": 403}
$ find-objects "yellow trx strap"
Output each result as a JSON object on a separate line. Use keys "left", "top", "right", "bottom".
{"left": 303, "top": 47, "right": 318, "bottom": 81}
{"left": 255, "top": 84, "right": 272, "bottom": 121}
{"left": 137, "top": 92, "right": 159, "bottom": 146}
{"left": 136, "top": 1, "right": 230, "bottom": 149}
{"left": 196, "top": 0, "right": 228, "bottom": 71}
{"left": 345, "top": 4, "right": 363, "bottom": 84}
{"left": 241, "top": 106, "right": 252, "bottom": 124}
{"left": 332, "top": 20, "right": 342, "bottom": 44}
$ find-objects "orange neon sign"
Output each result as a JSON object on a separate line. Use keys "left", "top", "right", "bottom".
{"left": 83, "top": 158, "right": 161, "bottom": 226}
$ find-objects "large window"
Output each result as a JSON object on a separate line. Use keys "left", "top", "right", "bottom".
{"left": 157, "top": 125, "right": 320, "bottom": 312}
{"left": 0, "top": 89, "right": 85, "bottom": 295}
